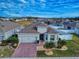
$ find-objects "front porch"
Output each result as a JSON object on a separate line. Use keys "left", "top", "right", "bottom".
{"left": 36, "top": 33, "right": 58, "bottom": 45}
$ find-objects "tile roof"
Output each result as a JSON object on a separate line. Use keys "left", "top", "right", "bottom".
{"left": 47, "top": 27, "right": 58, "bottom": 34}
{"left": 63, "top": 22, "right": 76, "bottom": 27}
{"left": 0, "top": 21, "right": 20, "bottom": 32}
{"left": 19, "top": 22, "right": 58, "bottom": 34}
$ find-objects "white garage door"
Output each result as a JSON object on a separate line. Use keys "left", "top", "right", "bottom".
{"left": 19, "top": 36, "right": 37, "bottom": 43}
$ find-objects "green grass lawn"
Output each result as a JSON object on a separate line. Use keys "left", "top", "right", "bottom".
{"left": 72, "top": 34, "right": 79, "bottom": 44}
{"left": 0, "top": 34, "right": 19, "bottom": 57}
{"left": 37, "top": 34, "right": 79, "bottom": 57}
{"left": 37, "top": 40, "right": 79, "bottom": 57}
{"left": 0, "top": 46, "right": 14, "bottom": 57}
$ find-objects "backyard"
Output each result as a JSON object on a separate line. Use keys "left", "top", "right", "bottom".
{"left": 37, "top": 34, "right": 79, "bottom": 57}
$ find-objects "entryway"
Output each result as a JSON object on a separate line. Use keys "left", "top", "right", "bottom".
{"left": 40, "top": 34, "right": 44, "bottom": 41}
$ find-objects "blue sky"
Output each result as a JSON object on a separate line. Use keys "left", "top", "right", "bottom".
{"left": 0, "top": 0, "right": 79, "bottom": 18}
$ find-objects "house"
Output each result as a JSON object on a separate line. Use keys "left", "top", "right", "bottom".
{"left": 18, "top": 22, "right": 59, "bottom": 46}
{"left": 48, "top": 21, "right": 74, "bottom": 40}
{"left": 63, "top": 21, "right": 76, "bottom": 30}
{"left": 75, "top": 22, "right": 79, "bottom": 35}
{"left": 0, "top": 20, "right": 23, "bottom": 41}
{"left": 58, "top": 31, "right": 73, "bottom": 40}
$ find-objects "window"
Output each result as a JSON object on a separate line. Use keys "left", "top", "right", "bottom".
{"left": 46, "top": 35, "right": 48, "bottom": 40}
{"left": 67, "top": 26, "right": 71, "bottom": 29}
{"left": 50, "top": 35, "right": 55, "bottom": 40}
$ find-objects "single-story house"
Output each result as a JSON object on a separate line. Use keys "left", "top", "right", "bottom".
{"left": 49, "top": 24, "right": 64, "bottom": 29}
{"left": 48, "top": 22, "right": 74, "bottom": 40}
{"left": 75, "top": 22, "right": 79, "bottom": 35}
{"left": 0, "top": 21, "right": 23, "bottom": 41}
{"left": 63, "top": 21, "right": 76, "bottom": 30}
{"left": 18, "top": 22, "right": 59, "bottom": 45}
{"left": 57, "top": 31, "right": 73, "bottom": 40}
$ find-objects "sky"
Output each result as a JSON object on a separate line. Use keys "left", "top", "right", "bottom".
{"left": 0, "top": 0, "right": 79, "bottom": 18}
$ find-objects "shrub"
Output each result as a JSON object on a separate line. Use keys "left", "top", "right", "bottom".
{"left": 7, "top": 34, "right": 19, "bottom": 44}
{"left": 0, "top": 40, "right": 8, "bottom": 46}
{"left": 57, "top": 39, "right": 66, "bottom": 48}
{"left": 44, "top": 42, "right": 55, "bottom": 49}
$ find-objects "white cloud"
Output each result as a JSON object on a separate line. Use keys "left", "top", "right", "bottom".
{"left": 40, "top": 0, "right": 46, "bottom": 2}
{"left": 20, "top": 0, "right": 26, "bottom": 3}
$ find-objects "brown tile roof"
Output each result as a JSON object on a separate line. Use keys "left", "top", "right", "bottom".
{"left": 0, "top": 21, "right": 20, "bottom": 32}
{"left": 47, "top": 27, "right": 58, "bottom": 34}
{"left": 19, "top": 22, "right": 58, "bottom": 34}
{"left": 19, "top": 27, "right": 39, "bottom": 33}
{"left": 36, "top": 23, "right": 48, "bottom": 27}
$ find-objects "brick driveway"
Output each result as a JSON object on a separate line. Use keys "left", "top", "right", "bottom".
{"left": 12, "top": 43, "right": 37, "bottom": 57}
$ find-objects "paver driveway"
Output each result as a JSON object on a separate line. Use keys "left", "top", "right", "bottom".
{"left": 12, "top": 43, "right": 37, "bottom": 57}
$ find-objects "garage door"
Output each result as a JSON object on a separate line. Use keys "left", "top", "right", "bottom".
{"left": 19, "top": 36, "right": 37, "bottom": 43}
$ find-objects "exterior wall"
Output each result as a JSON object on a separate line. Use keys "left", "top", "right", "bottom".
{"left": 4, "top": 29, "right": 15, "bottom": 40}
{"left": 3, "top": 26, "right": 23, "bottom": 40}
{"left": 37, "top": 26, "right": 47, "bottom": 33}
{"left": 18, "top": 33, "right": 39, "bottom": 43}
{"left": 45, "top": 33, "right": 58, "bottom": 43}
{"left": 58, "top": 34, "right": 72, "bottom": 40}
{"left": 75, "top": 28, "right": 79, "bottom": 35}
{"left": 57, "top": 29, "right": 75, "bottom": 33}
{"left": 49, "top": 25, "right": 64, "bottom": 29}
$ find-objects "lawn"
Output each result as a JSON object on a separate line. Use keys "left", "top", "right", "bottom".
{"left": 0, "top": 34, "right": 19, "bottom": 57}
{"left": 72, "top": 34, "right": 79, "bottom": 44}
{"left": 0, "top": 46, "right": 14, "bottom": 57}
{"left": 15, "top": 20, "right": 32, "bottom": 26}
{"left": 37, "top": 34, "right": 79, "bottom": 57}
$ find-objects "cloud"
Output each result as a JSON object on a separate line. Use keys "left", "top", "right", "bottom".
{"left": 0, "top": 0, "right": 79, "bottom": 17}
{"left": 20, "top": 0, "right": 26, "bottom": 3}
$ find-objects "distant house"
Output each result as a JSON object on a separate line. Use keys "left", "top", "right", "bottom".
{"left": 18, "top": 22, "right": 59, "bottom": 45}
{"left": 63, "top": 21, "right": 76, "bottom": 30}
{"left": 0, "top": 21, "right": 23, "bottom": 41}
{"left": 49, "top": 21, "right": 75, "bottom": 40}
{"left": 75, "top": 22, "right": 79, "bottom": 35}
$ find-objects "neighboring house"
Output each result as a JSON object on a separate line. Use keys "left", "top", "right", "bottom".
{"left": 58, "top": 31, "right": 73, "bottom": 40}
{"left": 63, "top": 21, "right": 76, "bottom": 30}
{"left": 49, "top": 24, "right": 64, "bottom": 29}
{"left": 48, "top": 21, "right": 75, "bottom": 40}
{"left": 0, "top": 21, "right": 23, "bottom": 41}
{"left": 18, "top": 22, "right": 59, "bottom": 45}
{"left": 75, "top": 22, "right": 79, "bottom": 35}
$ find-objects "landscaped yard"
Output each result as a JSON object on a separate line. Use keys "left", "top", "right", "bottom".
{"left": 15, "top": 20, "right": 32, "bottom": 26}
{"left": 72, "top": 33, "right": 79, "bottom": 44}
{"left": 37, "top": 34, "right": 79, "bottom": 57}
{"left": 0, "top": 34, "right": 19, "bottom": 57}
{"left": 0, "top": 46, "right": 14, "bottom": 57}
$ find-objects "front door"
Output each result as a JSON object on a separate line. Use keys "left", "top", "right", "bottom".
{"left": 40, "top": 34, "right": 44, "bottom": 41}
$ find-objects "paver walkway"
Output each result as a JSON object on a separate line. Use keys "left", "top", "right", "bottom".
{"left": 12, "top": 43, "right": 37, "bottom": 57}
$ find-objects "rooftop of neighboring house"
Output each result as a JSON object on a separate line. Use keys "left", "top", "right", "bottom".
{"left": 0, "top": 20, "right": 21, "bottom": 32}
{"left": 63, "top": 21, "right": 76, "bottom": 27}
{"left": 19, "top": 22, "right": 58, "bottom": 34}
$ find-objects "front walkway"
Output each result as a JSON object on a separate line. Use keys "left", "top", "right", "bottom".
{"left": 12, "top": 43, "right": 37, "bottom": 57}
